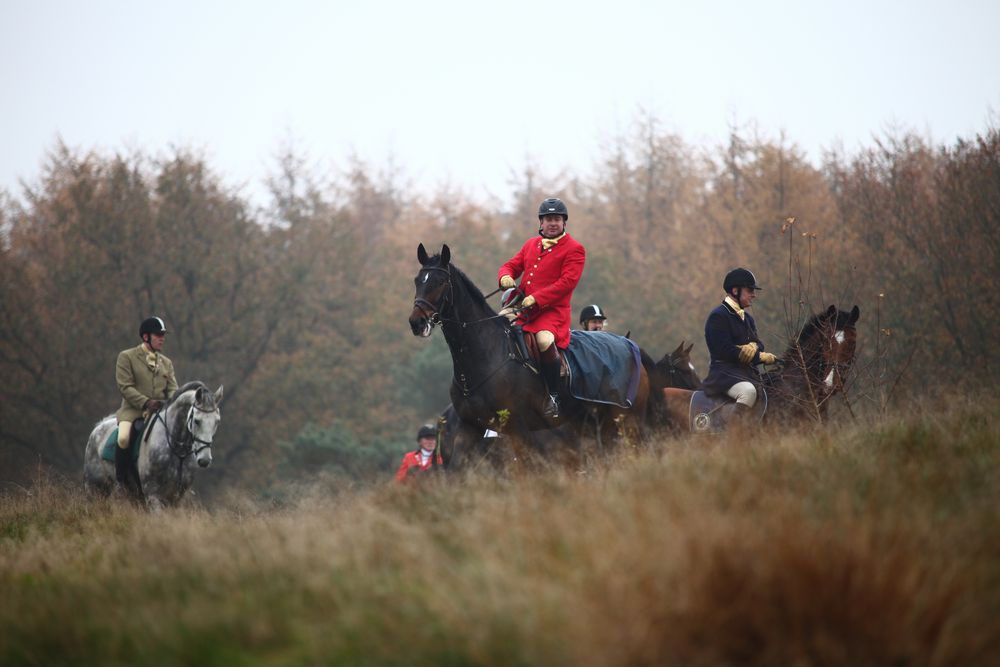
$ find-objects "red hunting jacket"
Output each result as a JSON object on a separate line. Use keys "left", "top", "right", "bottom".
{"left": 498, "top": 233, "right": 586, "bottom": 349}
{"left": 395, "top": 449, "right": 442, "bottom": 482}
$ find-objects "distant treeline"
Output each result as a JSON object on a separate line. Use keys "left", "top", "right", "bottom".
{"left": 2, "top": 116, "right": 998, "bottom": 491}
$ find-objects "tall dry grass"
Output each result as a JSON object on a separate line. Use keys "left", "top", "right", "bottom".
{"left": 2, "top": 396, "right": 999, "bottom": 666}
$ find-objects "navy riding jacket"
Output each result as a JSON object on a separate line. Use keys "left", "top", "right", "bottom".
{"left": 702, "top": 300, "right": 767, "bottom": 396}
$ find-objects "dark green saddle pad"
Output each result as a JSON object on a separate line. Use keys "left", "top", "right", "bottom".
{"left": 101, "top": 425, "right": 143, "bottom": 462}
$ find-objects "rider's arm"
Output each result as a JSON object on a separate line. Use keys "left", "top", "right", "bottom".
{"left": 116, "top": 350, "right": 148, "bottom": 411}
{"left": 705, "top": 310, "right": 744, "bottom": 363}
{"left": 395, "top": 452, "right": 415, "bottom": 482}
{"left": 163, "top": 358, "right": 178, "bottom": 399}
{"left": 498, "top": 243, "right": 527, "bottom": 286}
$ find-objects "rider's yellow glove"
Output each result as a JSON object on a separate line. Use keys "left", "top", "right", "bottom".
{"left": 759, "top": 352, "right": 778, "bottom": 365}
{"left": 521, "top": 295, "right": 536, "bottom": 308}
{"left": 499, "top": 275, "right": 516, "bottom": 289}
{"left": 737, "top": 342, "right": 758, "bottom": 364}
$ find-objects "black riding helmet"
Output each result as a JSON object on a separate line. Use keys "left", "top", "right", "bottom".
{"left": 139, "top": 316, "right": 168, "bottom": 338}
{"left": 579, "top": 304, "right": 607, "bottom": 326}
{"left": 416, "top": 424, "right": 437, "bottom": 441}
{"left": 723, "top": 268, "right": 763, "bottom": 293}
{"left": 537, "top": 197, "right": 568, "bottom": 221}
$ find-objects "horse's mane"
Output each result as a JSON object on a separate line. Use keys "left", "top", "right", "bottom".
{"left": 427, "top": 254, "right": 493, "bottom": 312}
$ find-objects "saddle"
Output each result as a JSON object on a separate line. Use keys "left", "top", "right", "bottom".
{"left": 510, "top": 325, "right": 568, "bottom": 377}
{"left": 688, "top": 389, "right": 768, "bottom": 434}
{"left": 100, "top": 417, "right": 146, "bottom": 463}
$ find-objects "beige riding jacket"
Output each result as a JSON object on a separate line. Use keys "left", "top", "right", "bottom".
{"left": 115, "top": 344, "right": 178, "bottom": 422}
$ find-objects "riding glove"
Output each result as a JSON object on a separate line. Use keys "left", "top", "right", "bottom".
{"left": 499, "top": 275, "right": 516, "bottom": 289}
{"left": 144, "top": 399, "right": 163, "bottom": 413}
{"left": 759, "top": 352, "right": 778, "bottom": 365}
{"left": 737, "top": 342, "right": 758, "bottom": 364}
{"left": 521, "top": 295, "right": 536, "bottom": 308}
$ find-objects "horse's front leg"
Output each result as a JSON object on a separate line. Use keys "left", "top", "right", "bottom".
{"left": 145, "top": 496, "right": 165, "bottom": 513}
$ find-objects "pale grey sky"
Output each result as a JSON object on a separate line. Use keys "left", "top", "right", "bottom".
{"left": 2, "top": 0, "right": 998, "bottom": 206}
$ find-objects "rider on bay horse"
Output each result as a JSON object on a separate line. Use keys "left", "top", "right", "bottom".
{"left": 702, "top": 268, "right": 777, "bottom": 421}
{"left": 498, "top": 197, "right": 586, "bottom": 419}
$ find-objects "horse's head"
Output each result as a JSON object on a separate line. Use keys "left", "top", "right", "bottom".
{"left": 410, "top": 243, "right": 453, "bottom": 337}
{"left": 185, "top": 384, "right": 224, "bottom": 467}
{"left": 657, "top": 341, "right": 701, "bottom": 390}
{"left": 798, "top": 305, "right": 860, "bottom": 395}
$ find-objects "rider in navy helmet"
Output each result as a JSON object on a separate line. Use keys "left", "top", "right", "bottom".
{"left": 579, "top": 304, "right": 608, "bottom": 331}
{"left": 497, "top": 197, "right": 586, "bottom": 420}
{"left": 702, "top": 269, "right": 777, "bottom": 422}
{"left": 537, "top": 197, "right": 568, "bottom": 224}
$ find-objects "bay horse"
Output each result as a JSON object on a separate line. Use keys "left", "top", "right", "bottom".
{"left": 643, "top": 341, "right": 702, "bottom": 431}
{"left": 84, "top": 381, "right": 223, "bottom": 510}
{"left": 663, "top": 305, "right": 859, "bottom": 431}
{"left": 408, "top": 244, "right": 649, "bottom": 467}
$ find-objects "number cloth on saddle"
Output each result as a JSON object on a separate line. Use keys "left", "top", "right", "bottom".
{"left": 563, "top": 330, "right": 642, "bottom": 408}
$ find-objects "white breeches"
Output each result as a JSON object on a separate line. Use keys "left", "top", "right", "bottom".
{"left": 727, "top": 382, "right": 758, "bottom": 407}
{"left": 117, "top": 420, "right": 133, "bottom": 449}
{"left": 535, "top": 330, "right": 555, "bottom": 351}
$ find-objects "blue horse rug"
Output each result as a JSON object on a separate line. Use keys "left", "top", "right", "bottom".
{"left": 564, "top": 330, "right": 642, "bottom": 408}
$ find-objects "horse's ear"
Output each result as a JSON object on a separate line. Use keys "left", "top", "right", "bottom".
{"left": 440, "top": 244, "right": 451, "bottom": 266}
{"left": 214, "top": 385, "right": 224, "bottom": 406}
{"left": 849, "top": 305, "right": 860, "bottom": 325}
{"left": 825, "top": 304, "right": 837, "bottom": 319}
{"left": 672, "top": 341, "right": 684, "bottom": 357}
{"left": 684, "top": 342, "right": 694, "bottom": 356}
{"left": 417, "top": 243, "right": 429, "bottom": 265}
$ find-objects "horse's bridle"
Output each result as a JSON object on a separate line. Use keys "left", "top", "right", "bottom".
{"left": 412, "top": 265, "right": 454, "bottom": 328}
{"left": 152, "top": 402, "right": 217, "bottom": 479}
{"left": 413, "top": 264, "right": 507, "bottom": 329}
{"left": 413, "top": 263, "right": 526, "bottom": 399}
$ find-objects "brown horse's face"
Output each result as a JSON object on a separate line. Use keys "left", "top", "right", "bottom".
{"left": 409, "top": 243, "right": 452, "bottom": 337}
{"left": 819, "top": 305, "right": 860, "bottom": 394}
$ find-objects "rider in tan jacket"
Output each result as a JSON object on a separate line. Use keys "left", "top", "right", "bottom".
{"left": 115, "top": 316, "right": 178, "bottom": 496}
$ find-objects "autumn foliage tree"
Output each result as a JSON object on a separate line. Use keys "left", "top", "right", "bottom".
{"left": 2, "top": 118, "right": 998, "bottom": 491}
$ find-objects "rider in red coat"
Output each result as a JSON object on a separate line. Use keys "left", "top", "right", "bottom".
{"left": 395, "top": 424, "right": 442, "bottom": 482}
{"left": 497, "top": 197, "right": 586, "bottom": 419}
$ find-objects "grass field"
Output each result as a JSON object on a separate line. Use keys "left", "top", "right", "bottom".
{"left": 3, "top": 397, "right": 999, "bottom": 666}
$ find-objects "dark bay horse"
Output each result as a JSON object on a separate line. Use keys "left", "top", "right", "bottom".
{"left": 663, "top": 305, "right": 859, "bottom": 430}
{"left": 408, "top": 244, "right": 649, "bottom": 467}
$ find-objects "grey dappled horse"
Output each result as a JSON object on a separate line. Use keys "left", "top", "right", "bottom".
{"left": 84, "top": 381, "right": 223, "bottom": 510}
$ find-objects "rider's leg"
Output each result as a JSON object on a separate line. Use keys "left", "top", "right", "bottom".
{"left": 726, "top": 382, "right": 757, "bottom": 408}
{"left": 535, "top": 330, "right": 561, "bottom": 419}
{"left": 117, "top": 420, "right": 133, "bottom": 449}
{"left": 115, "top": 420, "right": 142, "bottom": 500}
{"left": 726, "top": 382, "right": 757, "bottom": 429}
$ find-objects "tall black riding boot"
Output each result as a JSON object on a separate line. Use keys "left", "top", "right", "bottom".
{"left": 114, "top": 444, "right": 132, "bottom": 492}
{"left": 540, "top": 360, "right": 562, "bottom": 419}
{"left": 115, "top": 444, "right": 143, "bottom": 501}
{"left": 728, "top": 402, "right": 755, "bottom": 434}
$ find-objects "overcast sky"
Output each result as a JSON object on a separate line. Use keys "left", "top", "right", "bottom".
{"left": 2, "top": 0, "right": 998, "bottom": 206}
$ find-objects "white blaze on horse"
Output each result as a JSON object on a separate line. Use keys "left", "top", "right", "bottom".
{"left": 84, "top": 381, "right": 223, "bottom": 510}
